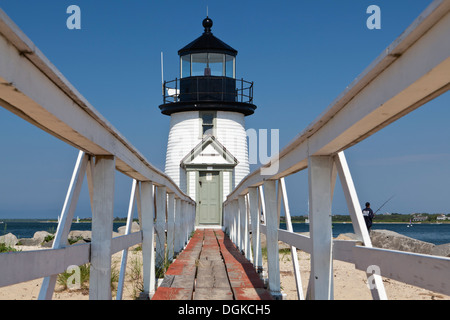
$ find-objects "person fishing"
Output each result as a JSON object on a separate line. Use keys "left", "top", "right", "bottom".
{"left": 362, "top": 202, "right": 374, "bottom": 232}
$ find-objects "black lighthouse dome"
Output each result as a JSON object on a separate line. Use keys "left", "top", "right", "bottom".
{"left": 159, "top": 17, "right": 256, "bottom": 116}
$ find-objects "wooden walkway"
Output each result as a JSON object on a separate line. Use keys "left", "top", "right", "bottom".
{"left": 151, "top": 229, "right": 273, "bottom": 300}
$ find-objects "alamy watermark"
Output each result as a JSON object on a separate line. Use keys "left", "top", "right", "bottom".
{"left": 367, "top": 5, "right": 381, "bottom": 30}
{"left": 247, "top": 128, "right": 279, "bottom": 176}
{"left": 66, "top": 5, "right": 81, "bottom": 30}
{"left": 65, "top": 265, "right": 81, "bottom": 290}
{"left": 67, "top": 5, "right": 380, "bottom": 31}
{"left": 366, "top": 264, "right": 382, "bottom": 289}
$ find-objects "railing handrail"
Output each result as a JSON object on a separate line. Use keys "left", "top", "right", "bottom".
{"left": 0, "top": 8, "right": 193, "bottom": 205}
{"left": 225, "top": 0, "right": 450, "bottom": 204}
{"left": 0, "top": 7, "right": 196, "bottom": 301}
{"left": 223, "top": 0, "right": 450, "bottom": 300}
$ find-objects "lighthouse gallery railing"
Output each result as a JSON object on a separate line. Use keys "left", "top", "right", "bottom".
{"left": 223, "top": 0, "right": 450, "bottom": 300}
{"left": 0, "top": 8, "right": 195, "bottom": 300}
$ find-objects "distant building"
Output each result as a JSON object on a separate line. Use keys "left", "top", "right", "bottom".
{"left": 436, "top": 214, "right": 449, "bottom": 221}
{"left": 412, "top": 214, "right": 428, "bottom": 222}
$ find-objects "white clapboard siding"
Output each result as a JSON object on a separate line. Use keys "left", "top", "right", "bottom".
{"left": 216, "top": 111, "right": 250, "bottom": 186}
{"left": 165, "top": 110, "right": 250, "bottom": 192}
{"left": 165, "top": 111, "right": 200, "bottom": 189}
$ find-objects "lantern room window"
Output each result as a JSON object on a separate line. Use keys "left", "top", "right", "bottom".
{"left": 180, "top": 53, "right": 235, "bottom": 78}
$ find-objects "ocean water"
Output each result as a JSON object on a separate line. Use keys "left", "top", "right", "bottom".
{"left": 0, "top": 221, "right": 126, "bottom": 239}
{"left": 2, "top": 221, "right": 450, "bottom": 246}
{"left": 279, "top": 222, "right": 450, "bottom": 245}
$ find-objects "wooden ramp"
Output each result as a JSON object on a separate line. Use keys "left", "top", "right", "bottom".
{"left": 151, "top": 229, "right": 273, "bottom": 300}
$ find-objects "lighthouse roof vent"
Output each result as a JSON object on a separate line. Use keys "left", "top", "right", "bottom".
{"left": 178, "top": 17, "right": 238, "bottom": 57}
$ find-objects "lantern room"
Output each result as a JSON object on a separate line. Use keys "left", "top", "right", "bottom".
{"left": 159, "top": 17, "right": 256, "bottom": 116}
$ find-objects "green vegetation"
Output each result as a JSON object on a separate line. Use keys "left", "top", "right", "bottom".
{"left": 0, "top": 242, "right": 20, "bottom": 253}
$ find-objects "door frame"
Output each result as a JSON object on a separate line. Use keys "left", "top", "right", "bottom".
{"left": 186, "top": 165, "right": 234, "bottom": 226}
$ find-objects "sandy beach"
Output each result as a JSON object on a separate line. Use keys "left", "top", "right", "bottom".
{"left": 1, "top": 241, "right": 449, "bottom": 300}
{"left": 278, "top": 249, "right": 450, "bottom": 300}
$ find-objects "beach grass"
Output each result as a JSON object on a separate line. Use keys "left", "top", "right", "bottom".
{"left": 0, "top": 242, "right": 20, "bottom": 253}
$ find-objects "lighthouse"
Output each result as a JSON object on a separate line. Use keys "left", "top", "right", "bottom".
{"left": 160, "top": 17, "right": 256, "bottom": 226}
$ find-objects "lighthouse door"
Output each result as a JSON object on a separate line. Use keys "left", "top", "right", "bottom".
{"left": 198, "top": 171, "right": 221, "bottom": 224}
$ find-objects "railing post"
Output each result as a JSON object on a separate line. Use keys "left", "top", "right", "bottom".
{"left": 245, "top": 195, "right": 252, "bottom": 262}
{"left": 180, "top": 201, "right": 185, "bottom": 247}
{"left": 174, "top": 198, "right": 181, "bottom": 254}
{"left": 248, "top": 187, "right": 263, "bottom": 273}
{"left": 141, "top": 181, "right": 156, "bottom": 298}
{"left": 155, "top": 186, "right": 167, "bottom": 271}
{"left": 89, "top": 155, "right": 115, "bottom": 300}
{"left": 166, "top": 193, "right": 176, "bottom": 262}
{"left": 307, "top": 155, "right": 334, "bottom": 300}
{"left": 39, "top": 151, "right": 88, "bottom": 300}
{"left": 234, "top": 199, "right": 241, "bottom": 249}
{"left": 238, "top": 195, "right": 247, "bottom": 254}
{"left": 279, "top": 178, "right": 304, "bottom": 300}
{"left": 258, "top": 185, "right": 266, "bottom": 224}
{"left": 116, "top": 179, "right": 138, "bottom": 300}
{"left": 334, "top": 151, "right": 387, "bottom": 300}
{"left": 190, "top": 203, "right": 195, "bottom": 236}
{"left": 263, "top": 180, "right": 281, "bottom": 298}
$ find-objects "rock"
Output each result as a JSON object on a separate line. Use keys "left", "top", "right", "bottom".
{"left": 41, "top": 239, "right": 54, "bottom": 248}
{"left": 68, "top": 230, "right": 121, "bottom": 243}
{"left": 370, "top": 229, "right": 435, "bottom": 255}
{"left": 118, "top": 221, "right": 140, "bottom": 234}
{"left": 71, "top": 239, "right": 87, "bottom": 245}
{"left": 0, "top": 233, "right": 18, "bottom": 247}
{"left": 68, "top": 230, "right": 92, "bottom": 242}
{"left": 335, "top": 233, "right": 361, "bottom": 241}
{"left": 18, "top": 231, "right": 53, "bottom": 246}
{"left": 431, "top": 243, "right": 450, "bottom": 257}
{"left": 18, "top": 238, "right": 40, "bottom": 246}
{"left": 33, "top": 231, "right": 53, "bottom": 244}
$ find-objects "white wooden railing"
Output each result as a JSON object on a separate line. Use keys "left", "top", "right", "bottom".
{"left": 223, "top": 0, "right": 450, "bottom": 300}
{"left": 0, "top": 8, "right": 195, "bottom": 300}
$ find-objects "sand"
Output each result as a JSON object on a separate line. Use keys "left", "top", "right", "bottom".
{"left": 0, "top": 245, "right": 143, "bottom": 300}
{"left": 277, "top": 249, "right": 450, "bottom": 300}
{"left": 1, "top": 243, "right": 449, "bottom": 300}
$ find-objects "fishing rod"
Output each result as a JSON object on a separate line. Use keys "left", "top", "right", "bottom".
{"left": 374, "top": 195, "right": 395, "bottom": 214}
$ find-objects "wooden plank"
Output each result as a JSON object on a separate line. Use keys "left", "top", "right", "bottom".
{"left": 116, "top": 179, "right": 138, "bottom": 300}
{"left": 334, "top": 151, "right": 387, "bottom": 300}
{"left": 277, "top": 229, "right": 311, "bottom": 253}
{"left": 263, "top": 180, "right": 281, "bottom": 295}
{"left": 155, "top": 186, "right": 167, "bottom": 270}
{"left": 141, "top": 181, "right": 156, "bottom": 297}
{"left": 353, "top": 246, "right": 450, "bottom": 296}
{"left": 238, "top": 195, "right": 247, "bottom": 255}
{"left": 0, "top": 243, "right": 90, "bottom": 288}
{"left": 39, "top": 150, "right": 88, "bottom": 300}
{"left": 166, "top": 193, "right": 176, "bottom": 262}
{"left": 174, "top": 198, "right": 182, "bottom": 254}
{"left": 111, "top": 232, "right": 143, "bottom": 254}
{"left": 308, "top": 156, "right": 333, "bottom": 300}
{"left": 89, "top": 155, "right": 115, "bottom": 300}
{"left": 279, "top": 178, "right": 304, "bottom": 300}
{"left": 248, "top": 187, "right": 262, "bottom": 272}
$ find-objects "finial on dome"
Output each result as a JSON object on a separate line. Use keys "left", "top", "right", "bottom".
{"left": 203, "top": 17, "right": 213, "bottom": 33}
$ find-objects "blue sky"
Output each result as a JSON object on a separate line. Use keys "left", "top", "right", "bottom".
{"left": 0, "top": 0, "right": 448, "bottom": 219}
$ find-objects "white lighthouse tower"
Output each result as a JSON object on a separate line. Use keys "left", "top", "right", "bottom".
{"left": 160, "top": 17, "right": 256, "bottom": 226}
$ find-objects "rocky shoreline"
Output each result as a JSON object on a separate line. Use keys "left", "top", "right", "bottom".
{"left": 0, "top": 222, "right": 137, "bottom": 249}
{"left": 1, "top": 223, "right": 450, "bottom": 258}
